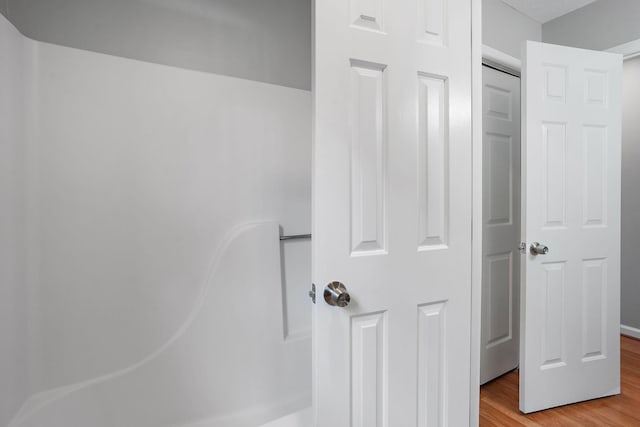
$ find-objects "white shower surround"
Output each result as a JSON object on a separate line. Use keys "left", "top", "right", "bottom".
{"left": 11, "top": 223, "right": 310, "bottom": 427}
{"left": 0, "top": 14, "right": 312, "bottom": 427}
{"left": 0, "top": 14, "right": 34, "bottom": 427}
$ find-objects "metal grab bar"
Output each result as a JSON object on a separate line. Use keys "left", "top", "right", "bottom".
{"left": 279, "top": 233, "right": 311, "bottom": 241}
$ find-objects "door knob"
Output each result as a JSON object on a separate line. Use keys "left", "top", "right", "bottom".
{"left": 530, "top": 242, "right": 549, "bottom": 256}
{"left": 324, "top": 281, "right": 350, "bottom": 307}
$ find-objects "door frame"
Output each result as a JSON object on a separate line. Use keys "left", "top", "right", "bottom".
{"left": 469, "top": 1, "right": 482, "bottom": 422}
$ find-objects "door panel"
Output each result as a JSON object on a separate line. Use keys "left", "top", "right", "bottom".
{"left": 350, "top": 60, "right": 387, "bottom": 255}
{"left": 313, "top": 0, "right": 472, "bottom": 425}
{"left": 481, "top": 65, "right": 521, "bottom": 385}
{"left": 520, "top": 41, "right": 622, "bottom": 413}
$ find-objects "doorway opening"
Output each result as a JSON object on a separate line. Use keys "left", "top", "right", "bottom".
{"left": 478, "top": 42, "right": 624, "bottom": 416}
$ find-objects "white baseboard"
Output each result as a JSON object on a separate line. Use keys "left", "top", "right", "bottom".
{"left": 621, "top": 324, "right": 640, "bottom": 339}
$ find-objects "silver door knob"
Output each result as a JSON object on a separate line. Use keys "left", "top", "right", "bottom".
{"left": 530, "top": 242, "right": 549, "bottom": 256}
{"left": 324, "top": 281, "right": 350, "bottom": 307}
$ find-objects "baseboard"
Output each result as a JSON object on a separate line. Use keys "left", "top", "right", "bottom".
{"left": 621, "top": 324, "right": 640, "bottom": 339}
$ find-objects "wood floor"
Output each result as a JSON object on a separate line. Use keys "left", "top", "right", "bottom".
{"left": 480, "top": 335, "right": 640, "bottom": 426}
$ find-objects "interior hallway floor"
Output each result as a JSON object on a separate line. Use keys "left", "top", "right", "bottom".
{"left": 480, "top": 335, "right": 640, "bottom": 426}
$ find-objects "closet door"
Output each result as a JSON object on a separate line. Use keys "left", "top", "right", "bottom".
{"left": 313, "top": 0, "right": 473, "bottom": 425}
{"left": 480, "top": 65, "right": 521, "bottom": 384}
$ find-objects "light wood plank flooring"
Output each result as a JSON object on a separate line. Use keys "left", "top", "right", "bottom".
{"left": 480, "top": 335, "right": 640, "bottom": 426}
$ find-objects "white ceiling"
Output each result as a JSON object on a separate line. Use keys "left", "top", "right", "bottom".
{"left": 500, "top": 0, "right": 598, "bottom": 23}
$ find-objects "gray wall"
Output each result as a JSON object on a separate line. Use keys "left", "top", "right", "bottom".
{"left": 543, "top": 0, "right": 640, "bottom": 50}
{"left": 483, "top": 0, "right": 541, "bottom": 59}
{"left": 542, "top": 0, "right": 640, "bottom": 330}
{"left": 622, "top": 56, "right": 640, "bottom": 330}
{"left": 0, "top": 0, "right": 310, "bottom": 90}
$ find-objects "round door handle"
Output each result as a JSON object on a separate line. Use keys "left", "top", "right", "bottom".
{"left": 530, "top": 242, "right": 549, "bottom": 256}
{"left": 324, "top": 281, "right": 350, "bottom": 307}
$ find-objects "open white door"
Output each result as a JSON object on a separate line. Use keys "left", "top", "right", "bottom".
{"left": 313, "top": 0, "right": 473, "bottom": 425}
{"left": 520, "top": 41, "right": 622, "bottom": 413}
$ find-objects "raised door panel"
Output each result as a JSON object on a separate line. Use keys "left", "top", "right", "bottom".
{"left": 582, "top": 259, "right": 607, "bottom": 362}
{"left": 540, "top": 262, "right": 567, "bottom": 369}
{"left": 486, "top": 253, "right": 513, "bottom": 348}
{"left": 350, "top": 0, "right": 384, "bottom": 32}
{"left": 350, "top": 61, "right": 388, "bottom": 255}
{"left": 351, "top": 312, "right": 388, "bottom": 427}
{"left": 541, "top": 122, "right": 567, "bottom": 229}
{"left": 417, "top": 0, "right": 446, "bottom": 45}
{"left": 582, "top": 125, "right": 608, "bottom": 227}
{"left": 417, "top": 302, "right": 446, "bottom": 426}
{"left": 417, "top": 74, "right": 449, "bottom": 250}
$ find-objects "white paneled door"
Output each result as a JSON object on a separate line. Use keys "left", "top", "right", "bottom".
{"left": 313, "top": 0, "right": 472, "bottom": 425}
{"left": 481, "top": 65, "right": 521, "bottom": 385}
{"left": 520, "top": 41, "right": 622, "bottom": 413}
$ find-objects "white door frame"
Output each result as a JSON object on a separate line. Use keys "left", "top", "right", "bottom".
{"left": 469, "top": 2, "right": 482, "bottom": 424}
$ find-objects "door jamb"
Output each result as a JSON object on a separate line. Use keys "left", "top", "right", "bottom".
{"left": 470, "top": 1, "right": 482, "bottom": 424}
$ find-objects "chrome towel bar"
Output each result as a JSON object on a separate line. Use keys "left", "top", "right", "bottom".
{"left": 279, "top": 233, "right": 311, "bottom": 241}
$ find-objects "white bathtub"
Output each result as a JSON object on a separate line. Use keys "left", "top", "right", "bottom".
{"left": 9, "top": 223, "right": 311, "bottom": 427}
{"left": 260, "top": 407, "right": 312, "bottom": 427}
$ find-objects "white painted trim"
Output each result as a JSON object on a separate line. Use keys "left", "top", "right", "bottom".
{"left": 621, "top": 324, "right": 640, "bottom": 340}
{"left": 482, "top": 45, "right": 521, "bottom": 72}
{"left": 607, "top": 38, "right": 640, "bottom": 60}
{"left": 470, "top": 0, "right": 482, "bottom": 425}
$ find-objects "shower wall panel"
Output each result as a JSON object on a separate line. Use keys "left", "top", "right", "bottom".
{"left": 0, "top": 10, "right": 312, "bottom": 425}
{"left": 0, "top": 14, "right": 34, "bottom": 426}
{"left": 31, "top": 40, "right": 312, "bottom": 392}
